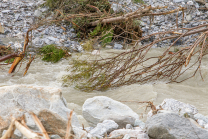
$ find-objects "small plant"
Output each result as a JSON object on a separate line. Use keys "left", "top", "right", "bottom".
{"left": 39, "top": 44, "right": 66, "bottom": 63}
{"left": 82, "top": 40, "right": 94, "bottom": 51}
{"left": 90, "top": 24, "right": 114, "bottom": 46}
{"left": 101, "top": 27, "right": 114, "bottom": 46}
{"left": 183, "top": 113, "right": 190, "bottom": 118}
{"left": 133, "top": 0, "right": 144, "bottom": 4}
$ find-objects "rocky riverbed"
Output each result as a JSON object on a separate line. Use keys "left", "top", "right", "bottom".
{"left": 1, "top": 0, "right": 208, "bottom": 49}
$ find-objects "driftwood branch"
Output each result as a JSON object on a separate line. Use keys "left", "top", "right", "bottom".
{"left": 65, "top": 110, "right": 73, "bottom": 139}
{"left": 30, "top": 112, "right": 50, "bottom": 139}
{"left": 0, "top": 117, "right": 41, "bottom": 139}
{"left": 89, "top": 6, "right": 185, "bottom": 26}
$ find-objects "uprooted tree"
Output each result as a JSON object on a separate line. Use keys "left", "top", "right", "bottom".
{"left": 1, "top": 0, "right": 208, "bottom": 91}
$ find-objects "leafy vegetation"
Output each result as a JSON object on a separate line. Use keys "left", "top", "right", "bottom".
{"left": 39, "top": 44, "right": 66, "bottom": 63}
{"left": 81, "top": 40, "right": 94, "bottom": 51}
{"left": 4, "top": 58, "right": 15, "bottom": 63}
{"left": 62, "top": 59, "right": 102, "bottom": 91}
{"left": 44, "top": 0, "right": 142, "bottom": 45}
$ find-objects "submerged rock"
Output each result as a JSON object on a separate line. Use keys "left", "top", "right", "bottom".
{"left": 82, "top": 96, "right": 139, "bottom": 127}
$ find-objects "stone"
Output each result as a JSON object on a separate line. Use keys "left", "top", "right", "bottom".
{"left": 2, "top": 129, "right": 22, "bottom": 139}
{"left": 0, "top": 24, "right": 4, "bottom": 34}
{"left": 173, "top": 0, "right": 184, "bottom": 2}
{"left": 148, "top": 98, "right": 198, "bottom": 118}
{"left": 32, "top": 37, "right": 43, "bottom": 47}
{"left": 77, "top": 115, "right": 89, "bottom": 127}
{"left": 187, "top": 1, "right": 194, "bottom": 5}
{"left": 44, "top": 38, "right": 54, "bottom": 45}
{"left": 194, "top": 113, "right": 208, "bottom": 127}
{"left": 82, "top": 96, "right": 139, "bottom": 127}
{"left": 24, "top": 112, "right": 38, "bottom": 130}
{"left": 72, "top": 126, "right": 87, "bottom": 139}
{"left": 34, "top": 9, "right": 42, "bottom": 17}
{"left": 1, "top": 10, "right": 11, "bottom": 14}
{"left": 109, "top": 129, "right": 146, "bottom": 138}
{"left": 90, "top": 120, "right": 118, "bottom": 138}
{"left": 114, "top": 43, "right": 123, "bottom": 49}
{"left": 67, "top": 103, "right": 82, "bottom": 115}
{"left": 186, "top": 14, "right": 192, "bottom": 21}
{"left": 50, "top": 135, "right": 62, "bottom": 139}
{"left": 14, "top": 42, "right": 22, "bottom": 49}
{"left": 102, "top": 115, "right": 136, "bottom": 129}
{"left": 146, "top": 112, "right": 208, "bottom": 139}
{"left": 134, "top": 119, "right": 145, "bottom": 129}
{"left": 137, "top": 133, "right": 149, "bottom": 139}
{"left": 126, "top": 124, "right": 133, "bottom": 129}
{"left": 15, "top": 13, "right": 20, "bottom": 21}
{"left": 47, "top": 36, "right": 59, "bottom": 42}
{"left": 204, "top": 124, "right": 208, "bottom": 129}
{"left": 14, "top": 129, "right": 23, "bottom": 138}
{"left": 44, "top": 28, "right": 49, "bottom": 35}
{"left": 38, "top": 109, "right": 79, "bottom": 137}
{"left": 105, "top": 45, "right": 113, "bottom": 49}
{"left": 123, "top": 134, "right": 131, "bottom": 139}
{"left": 111, "top": 3, "right": 122, "bottom": 13}
{"left": 91, "top": 50, "right": 100, "bottom": 55}
{"left": 0, "top": 85, "right": 80, "bottom": 137}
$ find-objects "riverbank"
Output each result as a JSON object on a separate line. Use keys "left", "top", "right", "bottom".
{"left": 1, "top": 85, "right": 208, "bottom": 139}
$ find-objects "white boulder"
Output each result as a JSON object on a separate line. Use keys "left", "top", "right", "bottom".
{"left": 82, "top": 96, "right": 139, "bottom": 127}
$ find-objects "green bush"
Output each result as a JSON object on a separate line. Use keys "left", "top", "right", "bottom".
{"left": 39, "top": 44, "right": 66, "bottom": 63}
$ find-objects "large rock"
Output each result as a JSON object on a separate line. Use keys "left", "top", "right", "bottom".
{"left": 82, "top": 96, "right": 139, "bottom": 127}
{"left": 148, "top": 98, "right": 198, "bottom": 118}
{"left": 38, "top": 109, "right": 69, "bottom": 137}
{"left": 0, "top": 85, "right": 80, "bottom": 136}
{"left": 146, "top": 112, "right": 208, "bottom": 139}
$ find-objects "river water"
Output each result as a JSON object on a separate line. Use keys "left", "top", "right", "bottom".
{"left": 1, "top": 48, "right": 208, "bottom": 120}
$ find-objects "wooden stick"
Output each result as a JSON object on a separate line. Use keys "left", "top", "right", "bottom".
{"left": 0, "top": 119, "right": 16, "bottom": 139}
{"left": 12, "top": 117, "right": 41, "bottom": 139}
{"left": 30, "top": 112, "right": 50, "bottom": 139}
{"left": 65, "top": 110, "right": 73, "bottom": 139}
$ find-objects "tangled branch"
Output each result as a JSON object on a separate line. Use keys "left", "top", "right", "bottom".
{"left": 64, "top": 24, "right": 208, "bottom": 91}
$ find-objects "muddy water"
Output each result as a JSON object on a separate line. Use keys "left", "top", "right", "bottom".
{"left": 1, "top": 48, "right": 208, "bottom": 120}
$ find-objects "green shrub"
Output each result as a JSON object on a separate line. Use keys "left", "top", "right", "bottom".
{"left": 39, "top": 44, "right": 66, "bottom": 63}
